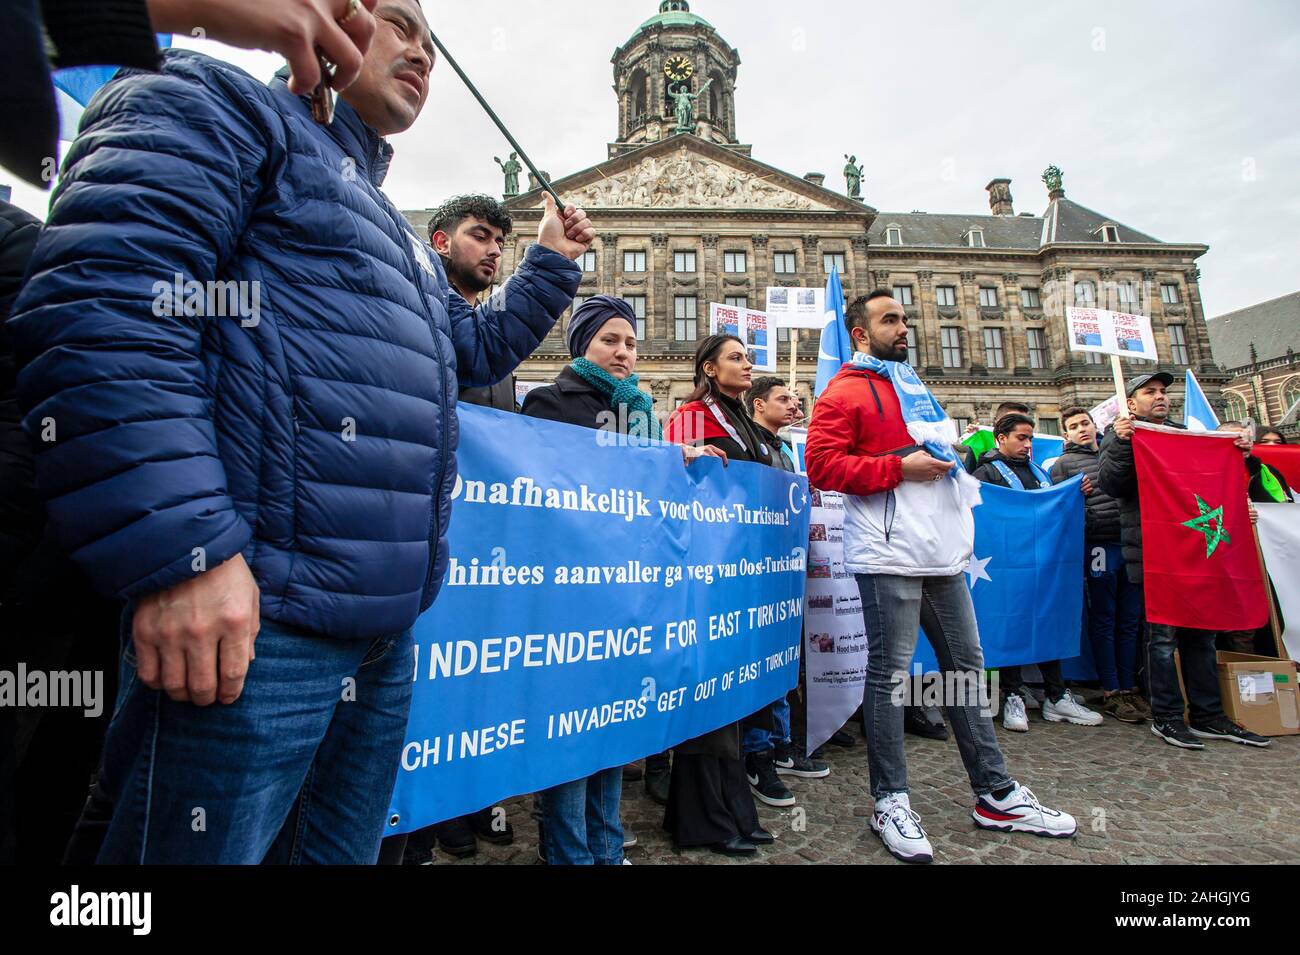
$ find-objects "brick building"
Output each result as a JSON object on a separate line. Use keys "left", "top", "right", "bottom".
{"left": 1208, "top": 291, "right": 1300, "bottom": 438}
{"left": 403, "top": 1, "right": 1219, "bottom": 433}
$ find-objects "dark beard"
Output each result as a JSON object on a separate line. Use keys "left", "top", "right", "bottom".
{"left": 870, "top": 342, "right": 907, "bottom": 362}
{"left": 442, "top": 255, "right": 492, "bottom": 300}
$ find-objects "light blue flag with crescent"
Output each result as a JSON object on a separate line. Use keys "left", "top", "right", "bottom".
{"left": 51, "top": 35, "right": 172, "bottom": 141}
{"left": 815, "top": 265, "right": 852, "bottom": 397}
{"left": 1184, "top": 370, "right": 1220, "bottom": 433}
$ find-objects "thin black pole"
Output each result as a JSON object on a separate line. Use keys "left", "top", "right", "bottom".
{"left": 427, "top": 29, "right": 565, "bottom": 209}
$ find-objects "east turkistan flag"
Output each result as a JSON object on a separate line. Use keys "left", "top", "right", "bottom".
{"left": 815, "top": 265, "right": 851, "bottom": 397}
{"left": 912, "top": 477, "right": 1086, "bottom": 672}
{"left": 961, "top": 427, "right": 1065, "bottom": 471}
{"left": 1184, "top": 370, "right": 1220, "bottom": 433}
{"left": 51, "top": 35, "right": 172, "bottom": 140}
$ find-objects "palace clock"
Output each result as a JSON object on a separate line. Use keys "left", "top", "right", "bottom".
{"left": 663, "top": 56, "right": 694, "bottom": 82}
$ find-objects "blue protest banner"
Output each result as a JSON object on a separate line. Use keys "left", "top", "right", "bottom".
{"left": 387, "top": 405, "right": 810, "bottom": 833}
{"left": 913, "top": 478, "right": 1084, "bottom": 672}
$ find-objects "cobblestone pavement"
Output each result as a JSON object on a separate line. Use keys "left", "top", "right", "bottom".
{"left": 434, "top": 701, "right": 1300, "bottom": 866}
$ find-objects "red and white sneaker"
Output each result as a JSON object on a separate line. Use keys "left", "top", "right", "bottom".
{"left": 972, "top": 783, "right": 1076, "bottom": 838}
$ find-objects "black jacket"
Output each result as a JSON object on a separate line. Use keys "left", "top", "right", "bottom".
{"left": 1051, "top": 442, "right": 1121, "bottom": 543}
{"left": 460, "top": 378, "right": 518, "bottom": 414}
{"left": 971, "top": 450, "right": 1047, "bottom": 489}
{"left": 1097, "top": 417, "right": 1187, "bottom": 585}
{"left": 755, "top": 422, "right": 797, "bottom": 474}
{"left": 521, "top": 366, "right": 610, "bottom": 432}
{"left": 1, "top": 201, "right": 46, "bottom": 600}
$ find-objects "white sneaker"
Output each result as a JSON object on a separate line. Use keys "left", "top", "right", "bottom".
{"left": 871, "top": 792, "right": 934, "bottom": 864}
{"left": 1042, "top": 691, "right": 1103, "bottom": 726}
{"left": 973, "top": 783, "right": 1077, "bottom": 838}
{"left": 1002, "top": 694, "right": 1029, "bottom": 732}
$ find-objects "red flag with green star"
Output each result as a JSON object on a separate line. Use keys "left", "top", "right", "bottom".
{"left": 1134, "top": 425, "right": 1268, "bottom": 630}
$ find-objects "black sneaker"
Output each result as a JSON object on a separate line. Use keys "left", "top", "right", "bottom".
{"left": 433, "top": 816, "right": 478, "bottom": 857}
{"left": 1151, "top": 720, "right": 1205, "bottom": 749}
{"left": 1189, "top": 717, "right": 1272, "bottom": 748}
{"left": 745, "top": 751, "right": 796, "bottom": 807}
{"left": 904, "top": 705, "right": 950, "bottom": 741}
{"left": 828, "top": 728, "right": 856, "bottom": 747}
{"left": 773, "top": 742, "right": 830, "bottom": 778}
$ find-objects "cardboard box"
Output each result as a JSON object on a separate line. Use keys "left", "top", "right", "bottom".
{"left": 1215, "top": 653, "right": 1300, "bottom": 737}
{"left": 1172, "top": 650, "right": 1300, "bottom": 737}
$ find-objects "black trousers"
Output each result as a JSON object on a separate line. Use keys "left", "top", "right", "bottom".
{"left": 663, "top": 754, "right": 760, "bottom": 847}
{"left": 1000, "top": 661, "right": 1067, "bottom": 704}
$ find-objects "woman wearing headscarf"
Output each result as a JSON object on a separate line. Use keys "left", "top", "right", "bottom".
{"left": 659, "top": 334, "right": 783, "bottom": 857}
{"left": 522, "top": 297, "right": 723, "bottom": 864}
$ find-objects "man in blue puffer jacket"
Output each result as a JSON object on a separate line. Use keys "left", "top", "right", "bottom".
{"left": 8, "top": 0, "right": 593, "bottom": 863}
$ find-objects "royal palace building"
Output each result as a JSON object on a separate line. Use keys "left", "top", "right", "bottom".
{"left": 404, "top": 1, "right": 1222, "bottom": 434}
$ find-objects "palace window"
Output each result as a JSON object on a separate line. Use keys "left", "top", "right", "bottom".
{"left": 892, "top": 285, "right": 913, "bottom": 306}
{"left": 941, "top": 327, "right": 963, "bottom": 368}
{"left": 580, "top": 251, "right": 597, "bottom": 273}
{"left": 1169, "top": 324, "right": 1189, "bottom": 365}
{"left": 626, "top": 295, "right": 647, "bottom": 340}
{"left": 979, "top": 287, "right": 999, "bottom": 308}
{"left": 623, "top": 250, "right": 646, "bottom": 273}
{"left": 1075, "top": 281, "right": 1096, "bottom": 305}
{"left": 774, "top": 252, "right": 797, "bottom": 274}
{"left": 674, "top": 296, "right": 698, "bottom": 341}
{"left": 823, "top": 252, "right": 847, "bottom": 275}
{"left": 1027, "top": 328, "right": 1048, "bottom": 369}
{"left": 983, "top": 328, "right": 1005, "bottom": 369}
{"left": 886, "top": 226, "right": 903, "bottom": 246}
{"left": 674, "top": 250, "right": 697, "bottom": 273}
{"left": 724, "top": 251, "right": 747, "bottom": 273}
{"left": 1020, "top": 288, "right": 1041, "bottom": 309}
{"left": 936, "top": 286, "right": 957, "bottom": 308}
{"left": 1161, "top": 283, "right": 1181, "bottom": 305}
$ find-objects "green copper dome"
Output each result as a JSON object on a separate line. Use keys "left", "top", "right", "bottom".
{"left": 633, "top": 2, "right": 716, "bottom": 38}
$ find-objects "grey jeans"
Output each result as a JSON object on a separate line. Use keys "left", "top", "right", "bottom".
{"left": 856, "top": 572, "right": 1012, "bottom": 799}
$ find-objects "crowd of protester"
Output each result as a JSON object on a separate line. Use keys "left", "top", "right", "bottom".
{"left": 0, "top": 0, "right": 1292, "bottom": 867}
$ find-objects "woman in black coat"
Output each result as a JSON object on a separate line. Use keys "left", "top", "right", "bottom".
{"left": 660, "top": 334, "right": 787, "bottom": 857}
{"left": 522, "top": 297, "right": 722, "bottom": 864}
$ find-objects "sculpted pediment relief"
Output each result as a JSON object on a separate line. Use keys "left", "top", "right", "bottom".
{"left": 560, "top": 145, "right": 834, "bottom": 212}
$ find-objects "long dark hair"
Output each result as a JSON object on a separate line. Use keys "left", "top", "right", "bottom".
{"left": 683, "top": 333, "right": 746, "bottom": 405}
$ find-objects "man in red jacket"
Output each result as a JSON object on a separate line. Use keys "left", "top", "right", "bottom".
{"left": 806, "top": 291, "right": 1076, "bottom": 864}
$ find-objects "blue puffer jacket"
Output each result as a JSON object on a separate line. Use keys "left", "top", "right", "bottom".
{"left": 9, "top": 50, "right": 580, "bottom": 640}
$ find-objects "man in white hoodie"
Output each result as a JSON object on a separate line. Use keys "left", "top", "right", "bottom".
{"left": 806, "top": 291, "right": 1076, "bottom": 864}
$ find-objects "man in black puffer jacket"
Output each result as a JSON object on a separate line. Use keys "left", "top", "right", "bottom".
{"left": 1099, "top": 373, "right": 1269, "bottom": 750}
{"left": 1052, "top": 406, "right": 1147, "bottom": 725}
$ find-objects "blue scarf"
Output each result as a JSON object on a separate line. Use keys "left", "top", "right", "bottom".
{"left": 846, "top": 353, "right": 981, "bottom": 507}
{"left": 569, "top": 358, "right": 662, "bottom": 440}
{"left": 990, "top": 458, "right": 1052, "bottom": 490}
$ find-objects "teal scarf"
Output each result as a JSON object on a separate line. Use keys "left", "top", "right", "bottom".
{"left": 570, "top": 358, "right": 662, "bottom": 440}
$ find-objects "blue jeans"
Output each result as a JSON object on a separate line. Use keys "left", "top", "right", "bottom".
{"left": 742, "top": 694, "right": 791, "bottom": 754}
{"left": 541, "top": 767, "right": 624, "bottom": 865}
{"left": 1085, "top": 543, "right": 1144, "bottom": 692}
{"left": 857, "top": 573, "right": 1012, "bottom": 799}
{"left": 96, "top": 613, "right": 414, "bottom": 864}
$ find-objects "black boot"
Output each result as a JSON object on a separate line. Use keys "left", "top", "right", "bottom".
{"left": 433, "top": 816, "right": 477, "bottom": 858}
{"left": 644, "top": 751, "right": 671, "bottom": 806}
{"left": 468, "top": 806, "right": 514, "bottom": 845}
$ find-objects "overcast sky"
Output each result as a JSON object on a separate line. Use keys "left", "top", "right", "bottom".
{"left": 6, "top": 0, "right": 1298, "bottom": 317}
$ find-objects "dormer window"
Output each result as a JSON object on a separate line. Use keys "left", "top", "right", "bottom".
{"left": 965, "top": 228, "right": 985, "bottom": 248}
{"left": 886, "top": 226, "right": 902, "bottom": 246}
{"left": 1099, "top": 224, "right": 1120, "bottom": 243}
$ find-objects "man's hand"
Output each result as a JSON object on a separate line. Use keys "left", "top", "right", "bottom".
{"left": 1082, "top": 475, "right": 1095, "bottom": 496}
{"left": 1249, "top": 503, "right": 1259, "bottom": 526}
{"left": 538, "top": 193, "right": 596, "bottom": 261}
{"left": 1113, "top": 416, "right": 1136, "bottom": 442}
{"left": 964, "top": 422, "right": 980, "bottom": 436}
{"left": 682, "top": 444, "right": 728, "bottom": 468}
{"left": 901, "top": 451, "right": 956, "bottom": 483}
{"left": 131, "top": 554, "right": 261, "bottom": 707}
{"left": 1234, "top": 435, "right": 1253, "bottom": 456}
{"left": 147, "top": 0, "right": 379, "bottom": 94}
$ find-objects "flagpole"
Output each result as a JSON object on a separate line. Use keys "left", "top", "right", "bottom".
{"left": 1110, "top": 355, "right": 1128, "bottom": 417}
{"left": 790, "top": 328, "right": 799, "bottom": 393}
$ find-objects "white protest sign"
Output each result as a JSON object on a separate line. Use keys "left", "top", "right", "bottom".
{"left": 1066, "top": 307, "right": 1158, "bottom": 363}
{"left": 709, "top": 302, "right": 776, "bottom": 372}
{"left": 767, "top": 287, "right": 827, "bottom": 329}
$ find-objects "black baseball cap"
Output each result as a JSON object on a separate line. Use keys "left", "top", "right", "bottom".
{"left": 1126, "top": 371, "right": 1174, "bottom": 397}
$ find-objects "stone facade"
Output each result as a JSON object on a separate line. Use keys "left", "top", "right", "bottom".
{"left": 1208, "top": 292, "right": 1300, "bottom": 437}
{"left": 401, "top": 2, "right": 1218, "bottom": 434}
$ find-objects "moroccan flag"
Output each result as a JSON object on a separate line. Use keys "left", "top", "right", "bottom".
{"left": 1134, "top": 426, "right": 1268, "bottom": 631}
{"left": 1255, "top": 444, "right": 1300, "bottom": 494}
